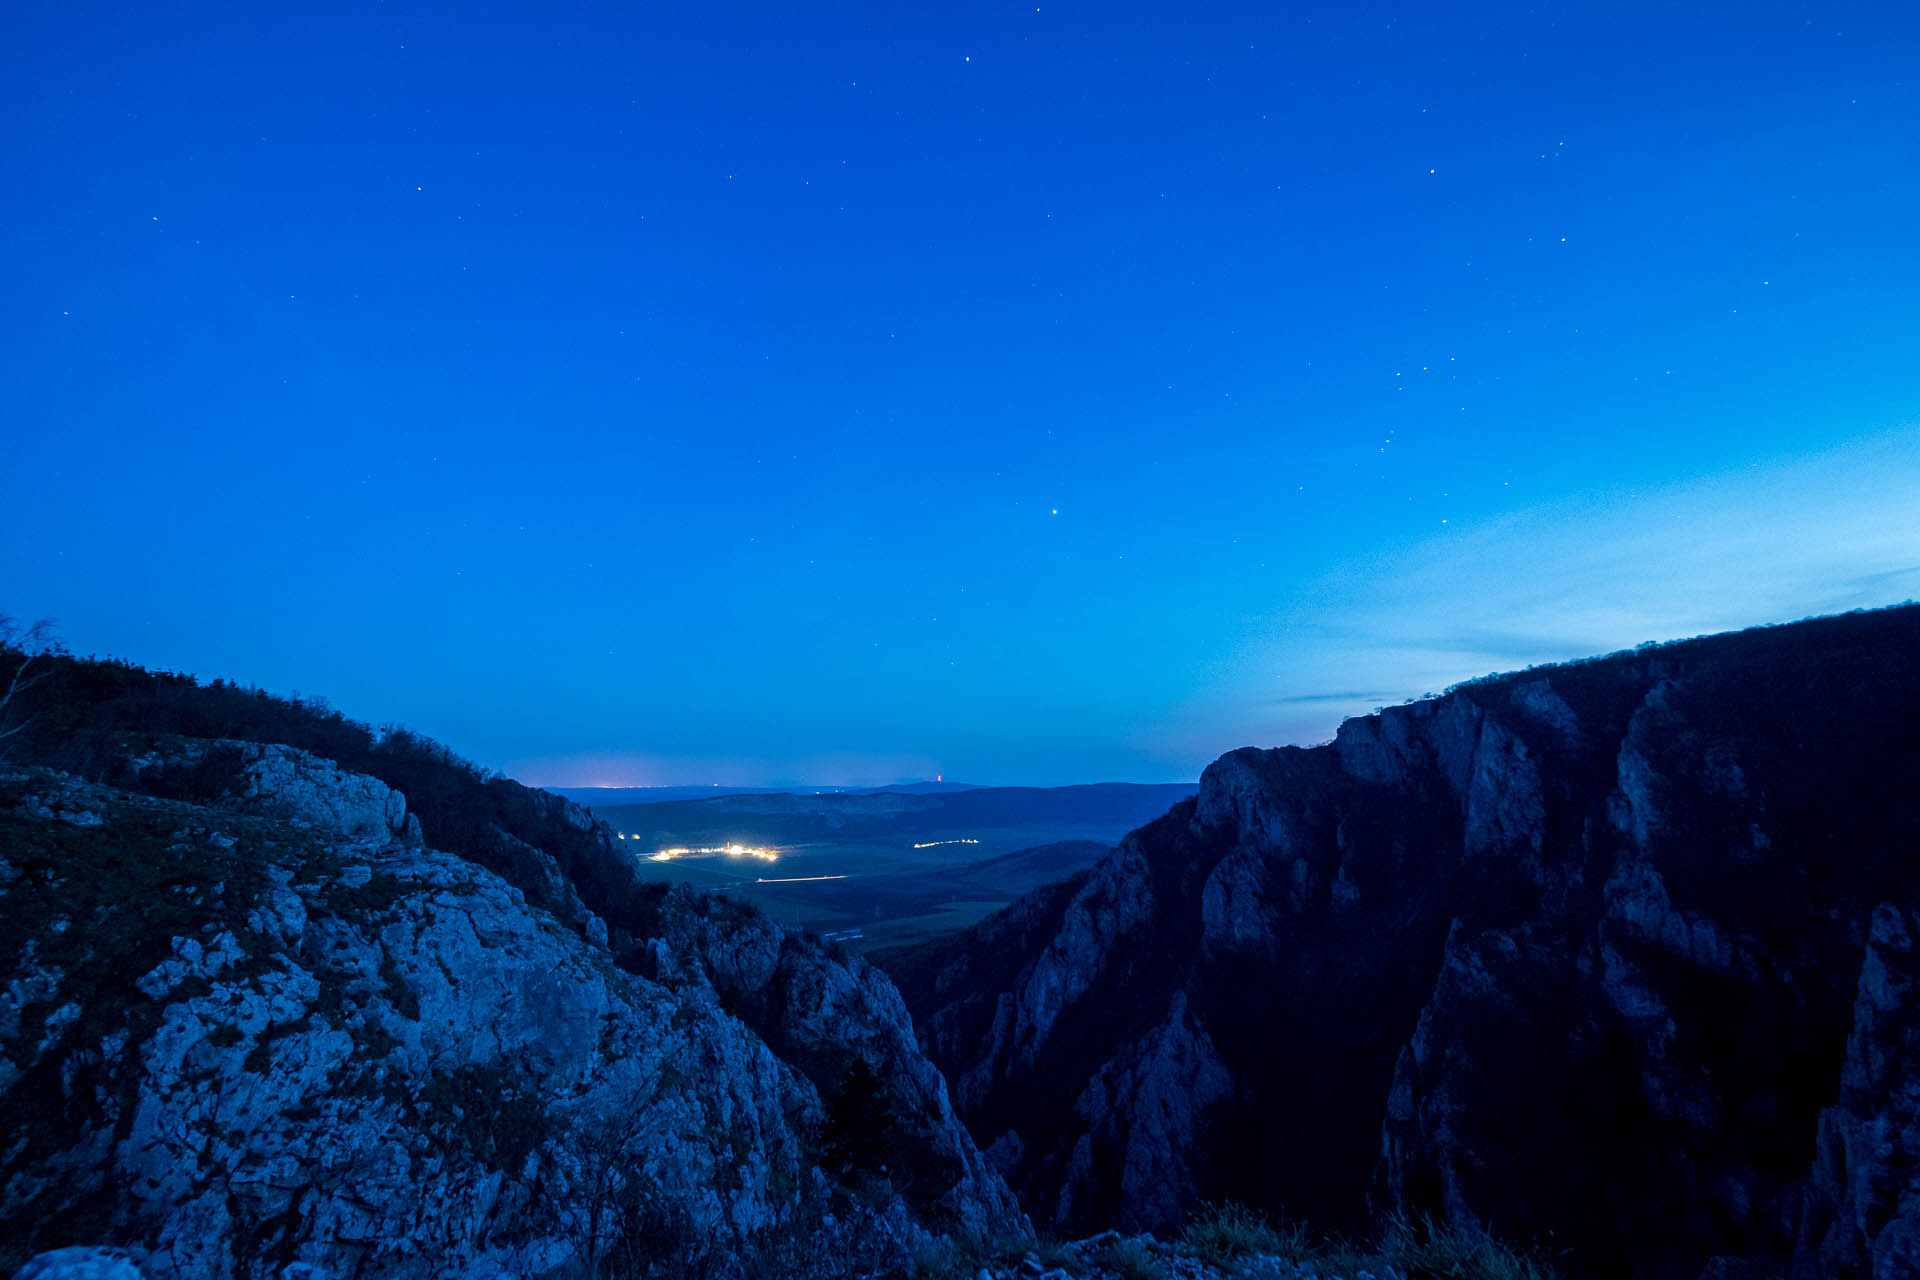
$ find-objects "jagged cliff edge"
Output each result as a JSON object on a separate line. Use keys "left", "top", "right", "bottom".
{"left": 888, "top": 604, "right": 1920, "bottom": 1280}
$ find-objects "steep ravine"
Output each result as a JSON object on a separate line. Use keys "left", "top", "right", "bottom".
{"left": 886, "top": 605, "right": 1920, "bottom": 1280}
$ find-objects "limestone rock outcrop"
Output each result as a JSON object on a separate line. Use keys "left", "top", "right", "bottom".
{"left": 1, "top": 734, "right": 1024, "bottom": 1277}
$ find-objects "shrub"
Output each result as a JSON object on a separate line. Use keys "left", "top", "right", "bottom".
{"left": 1103, "top": 1236, "right": 1159, "bottom": 1280}
{"left": 1032, "top": 1237, "right": 1086, "bottom": 1276}
{"left": 1179, "top": 1202, "right": 1310, "bottom": 1264}
{"left": 1375, "top": 1214, "right": 1558, "bottom": 1280}
{"left": 137, "top": 741, "right": 249, "bottom": 804}
{"left": 911, "top": 1233, "right": 999, "bottom": 1280}
{"left": 913, "top": 1232, "right": 1091, "bottom": 1280}
{"left": 819, "top": 1058, "right": 895, "bottom": 1179}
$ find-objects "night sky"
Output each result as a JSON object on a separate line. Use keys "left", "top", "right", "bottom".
{"left": 6, "top": 2, "right": 1917, "bottom": 787}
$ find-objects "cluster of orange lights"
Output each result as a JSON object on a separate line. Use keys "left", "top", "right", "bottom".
{"left": 639, "top": 842, "right": 778, "bottom": 864}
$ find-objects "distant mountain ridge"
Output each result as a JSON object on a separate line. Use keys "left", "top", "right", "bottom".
{"left": 594, "top": 783, "right": 1196, "bottom": 849}
{"left": 553, "top": 780, "right": 985, "bottom": 807}
{"left": 889, "top": 605, "right": 1920, "bottom": 1280}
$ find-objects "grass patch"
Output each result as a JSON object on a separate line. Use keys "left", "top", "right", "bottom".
{"left": 415, "top": 1063, "right": 546, "bottom": 1173}
{"left": 0, "top": 782, "right": 271, "bottom": 982}
{"left": 0, "top": 777, "right": 297, "bottom": 1261}
{"left": 912, "top": 1232, "right": 1076, "bottom": 1280}
{"left": 1164, "top": 1205, "right": 1561, "bottom": 1279}
{"left": 0, "top": 779, "right": 287, "bottom": 1081}
{"left": 1034, "top": 1237, "right": 1087, "bottom": 1275}
{"left": 131, "top": 740, "right": 250, "bottom": 806}
{"left": 1102, "top": 1236, "right": 1159, "bottom": 1280}
{"left": 1373, "top": 1214, "right": 1559, "bottom": 1280}
{"left": 326, "top": 872, "right": 415, "bottom": 920}
{"left": 1179, "top": 1201, "right": 1309, "bottom": 1265}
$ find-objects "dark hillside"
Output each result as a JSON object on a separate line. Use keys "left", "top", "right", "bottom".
{"left": 891, "top": 605, "right": 1920, "bottom": 1280}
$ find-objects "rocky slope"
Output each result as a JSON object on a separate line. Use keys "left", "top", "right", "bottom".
{"left": 888, "top": 605, "right": 1920, "bottom": 1280}
{"left": 0, "top": 670, "right": 1023, "bottom": 1276}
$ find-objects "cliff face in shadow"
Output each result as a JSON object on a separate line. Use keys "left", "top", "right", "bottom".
{"left": 887, "top": 605, "right": 1920, "bottom": 1280}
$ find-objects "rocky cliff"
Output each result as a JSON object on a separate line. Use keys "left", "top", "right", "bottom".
{"left": 888, "top": 605, "right": 1920, "bottom": 1280}
{"left": 0, "top": 663, "right": 1024, "bottom": 1277}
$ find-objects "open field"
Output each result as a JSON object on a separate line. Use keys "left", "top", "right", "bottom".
{"left": 622, "top": 836, "right": 1109, "bottom": 945}
{"left": 848, "top": 900, "right": 1011, "bottom": 952}
{"left": 585, "top": 783, "right": 1193, "bottom": 948}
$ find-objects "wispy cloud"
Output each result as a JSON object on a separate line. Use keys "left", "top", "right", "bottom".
{"left": 1266, "top": 690, "right": 1403, "bottom": 705}
{"left": 1162, "top": 426, "right": 1920, "bottom": 763}
{"left": 1845, "top": 564, "right": 1920, "bottom": 591}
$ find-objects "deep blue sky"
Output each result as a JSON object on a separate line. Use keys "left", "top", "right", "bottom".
{"left": 5, "top": 1, "right": 1917, "bottom": 786}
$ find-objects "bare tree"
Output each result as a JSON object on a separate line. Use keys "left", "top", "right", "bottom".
{"left": 0, "top": 612, "right": 56, "bottom": 752}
